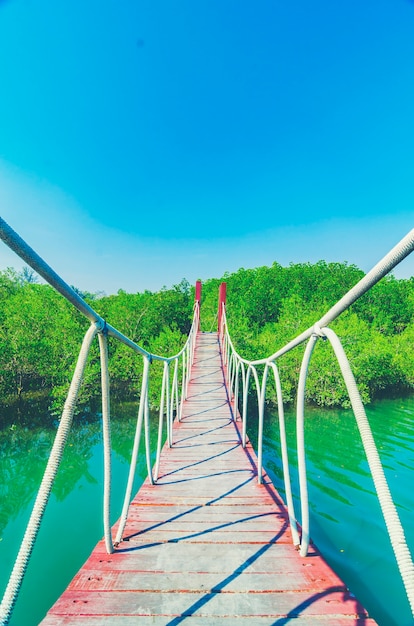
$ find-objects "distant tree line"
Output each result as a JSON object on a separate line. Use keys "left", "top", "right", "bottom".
{"left": 0, "top": 268, "right": 193, "bottom": 424}
{"left": 0, "top": 260, "right": 413, "bottom": 426}
{"left": 200, "top": 261, "right": 414, "bottom": 408}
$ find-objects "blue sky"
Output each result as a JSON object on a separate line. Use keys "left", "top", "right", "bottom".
{"left": 0, "top": 0, "right": 413, "bottom": 294}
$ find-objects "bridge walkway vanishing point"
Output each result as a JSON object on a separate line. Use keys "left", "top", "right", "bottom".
{"left": 40, "top": 331, "right": 376, "bottom": 625}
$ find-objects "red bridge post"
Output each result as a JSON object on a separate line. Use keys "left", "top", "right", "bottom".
{"left": 218, "top": 282, "right": 227, "bottom": 334}
{"left": 195, "top": 280, "right": 202, "bottom": 303}
{"left": 195, "top": 280, "right": 202, "bottom": 330}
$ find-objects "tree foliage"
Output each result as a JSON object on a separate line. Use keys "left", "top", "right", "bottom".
{"left": 0, "top": 260, "right": 413, "bottom": 427}
{"left": 0, "top": 271, "right": 193, "bottom": 424}
{"left": 200, "top": 260, "right": 414, "bottom": 407}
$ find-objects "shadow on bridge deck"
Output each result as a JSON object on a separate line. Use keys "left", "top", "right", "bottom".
{"left": 40, "top": 332, "right": 377, "bottom": 625}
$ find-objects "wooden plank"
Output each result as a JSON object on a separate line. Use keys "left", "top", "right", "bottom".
{"left": 39, "top": 617, "right": 376, "bottom": 626}
{"left": 69, "top": 566, "right": 343, "bottom": 592}
{"left": 40, "top": 332, "right": 377, "bottom": 625}
{"left": 41, "top": 589, "right": 369, "bottom": 617}
{"left": 76, "top": 542, "right": 337, "bottom": 572}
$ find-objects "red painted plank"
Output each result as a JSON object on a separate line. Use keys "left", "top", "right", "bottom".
{"left": 38, "top": 616, "right": 375, "bottom": 625}
{"left": 68, "top": 570, "right": 347, "bottom": 593}
{"left": 43, "top": 589, "right": 370, "bottom": 618}
{"left": 40, "top": 332, "right": 377, "bottom": 625}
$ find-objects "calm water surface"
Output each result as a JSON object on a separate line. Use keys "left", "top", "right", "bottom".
{"left": 0, "top": 398, "right": 413, "bottom": 625}
{"left": 251, "top": 397, "right": 414, "bottom": 626}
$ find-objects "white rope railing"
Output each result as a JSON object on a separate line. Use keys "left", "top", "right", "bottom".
{"left": 0, "top": 324, "right": 98, "bottom": 626}
{"left": 0, "top": 217, "right": 200, "bottom": 625}
{"left": 219, "top": 228, "right": 414, "bottom": 616}
{"left": 98, "top": 330, "right": 113, "bottom": 554}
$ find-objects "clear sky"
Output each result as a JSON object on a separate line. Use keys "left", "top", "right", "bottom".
{"left": 0, "top": 0, "right": 413, "bottom": 294}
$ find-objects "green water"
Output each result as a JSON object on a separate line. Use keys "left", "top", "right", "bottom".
{"left": 251, "top": 397, "right": 414, "bottom": 626}
{"left": 0, "top": 398, "right": 413, "bottom": 625}
{"left": 0, "top": 403, "right": 152, "bottom": 626}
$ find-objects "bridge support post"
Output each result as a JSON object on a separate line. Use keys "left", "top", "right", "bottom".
{"left": 195, "top": 280, "right": 202, "bottom": 330}
{"left": 218, "top": 282, "right": 227, "bottom": 333}
{"left": 195, "top": 280, "right": 202, "bottom": 303}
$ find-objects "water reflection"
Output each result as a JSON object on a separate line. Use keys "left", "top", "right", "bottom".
{"left": 0, "top": 426, "right": 54, "bottom": 536}
{"left": 0, "top": 419, "right": 102, "bottom": 535}
{"left": 0, "top": 402, "right": 158, "bottom": 626}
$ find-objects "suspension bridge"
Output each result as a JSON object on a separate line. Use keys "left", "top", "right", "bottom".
{"left": 0, "top": 217, "right": 414, "bottom": 625}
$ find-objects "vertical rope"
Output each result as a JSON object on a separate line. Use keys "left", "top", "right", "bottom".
{"left": 154, "top": 362, "right": 168, "bottom": 481}
{"left": 231, "top": 356, "right": 240, "bottom": 422}
{"left": 322, "top": 327, "right": 414, "bottom": 614}
{"left": 0, "top": 324, "right": 98, "bottom": 626}
{"left": 248, "top": 366, "right": 263, "bottom": 484}
{"left": 144, "top": 370, "right": 154, "bottom": 486}
{"left": 233, "top": 361, "right": 242, "bottom": 422}
{"left": 296, "top": 334, "right": 318, "bottom": 557}
{"left": 185, "top": 342, "right": 191, "bottom": 398}
{"left": 242, "top": 366, "right": 251, "bottom": 449}
{"left": 164, "top": 363, "right": 171, "bottom": 449}
{"left": 98, "top": 331, "right": 113, "bottom": 554}
{"left": 171, "top": 359, "right": 179, "bottom": 437}
{"left": 269, "top": 361, "right": 300, "bottom": 547}
{"left": 115, "top": 356, "right": 150, "bottom": 545}
{"left": 178, "top": 352, "right": 186, "bottom": 421}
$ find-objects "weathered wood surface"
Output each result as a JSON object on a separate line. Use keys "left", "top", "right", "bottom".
{"left": 40, "top": 332, "right": 377, "bottom": 625}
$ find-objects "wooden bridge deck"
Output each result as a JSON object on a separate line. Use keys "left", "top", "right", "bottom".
{"left": 41, "top": 332, "right": 376, "bottom": 625}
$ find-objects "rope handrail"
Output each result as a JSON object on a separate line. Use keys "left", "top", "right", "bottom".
{"left": 0, "top": 217, "right": 200, "bottom": 625}
{"left": 218, "top": 229, "right": 414, "bottom": 617}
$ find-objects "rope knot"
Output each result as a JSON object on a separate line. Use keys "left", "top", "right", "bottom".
{"left": 313, "top": 323, "right": 326, "bottom": 339}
